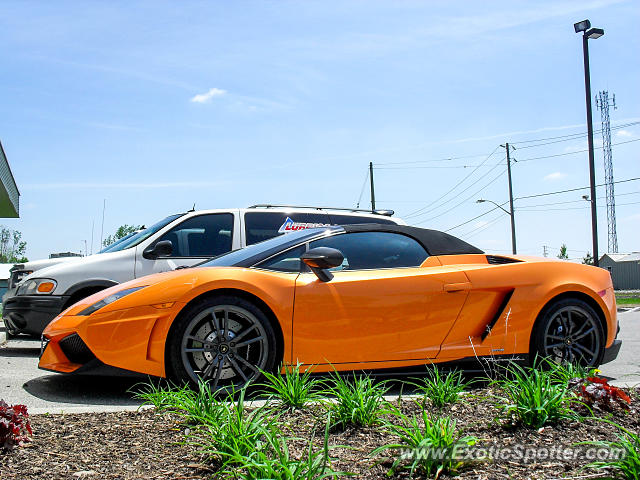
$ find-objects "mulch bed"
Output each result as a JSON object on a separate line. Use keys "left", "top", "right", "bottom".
{"left": 1, "top": 387, "right": 638, "bottom": 480}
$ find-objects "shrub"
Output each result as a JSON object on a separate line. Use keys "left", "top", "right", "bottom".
{"left": 0, "top": 400, "right": 32, "bottom": 450}
{"left": 259, "top": 363, "right": 325, "bottom": 410}
{"left": 323, "top": 373, "right": 389, "bottom": 430}
{"left": 491, "top": 362, "right": 577, "bottom": 428}
{"left": 373, "top": 406, "right": 477, "bottom": 478}
{"left": 410, "top": 366, "right": 470, "bottom": 409}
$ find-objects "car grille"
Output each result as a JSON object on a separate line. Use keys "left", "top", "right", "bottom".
{"left": 59, "top": 334, "right": 95, "bottom": 365}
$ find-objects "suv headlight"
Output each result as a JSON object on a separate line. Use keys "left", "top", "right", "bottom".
{"left": 17, "top": 278, "right": 57, "bottom": 296}
{"left": 78, "top": 286, "right": 147, "bottom": 316}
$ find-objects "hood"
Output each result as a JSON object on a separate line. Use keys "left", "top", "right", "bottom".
{"left": 20, "top": 248, "right": 135, "bottom": 295}
{"left": 16, "top": 256, "right": 83, "bottom": 272}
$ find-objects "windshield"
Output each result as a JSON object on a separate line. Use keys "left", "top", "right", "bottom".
{"left": 98, "top": 230, "right": 141, "bottom": 253}
{"left": 98, "top": 214, "right": 185, "bottom": 253}
{"left": 201, "top": 227, "right": 342, "bottom": 268}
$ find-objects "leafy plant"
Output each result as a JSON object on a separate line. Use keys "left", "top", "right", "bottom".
{"left": 410, "top": 366, "right": 470, "bottom": 409}
{"left": 323, "top": 373, "right": 389, "bottom": 430}
{"left": 133, "top": 380, "right": 222, "bottom": 424}
{"left": 259, "top": 363, "right": 325, "bottom": 410}
{"left": 578, "top": 419, "right": 640, "bottom": 480}
{"left": 572, "top": 376, "right": 631, "bottom": 412}
{"left": 372, "top": 406, "right": 477, "bottom": 478}
{"left": 192, "top": 388, "right": 279, "bottom": 466}
{"left": 491, "top": 362, "right": 577, "bottom": 428}
{"left": 0, "top": 400, "right": 32, "bottom": 450}
{"left": 551, "top": 360, "right": 598, "bottom": 386}
{"left": 229, "top": 414, "right": 351, "bottom": 479}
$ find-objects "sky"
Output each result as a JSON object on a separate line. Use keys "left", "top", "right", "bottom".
{"left": 0, "top": 0, "right": 638, "bottom": 261}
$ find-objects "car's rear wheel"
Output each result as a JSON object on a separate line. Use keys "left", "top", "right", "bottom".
{"left": 166, "top": 295, "right": 278, "bottom": 391}
{"left": 531, "top": 298, "right": 604, "bottom": 367}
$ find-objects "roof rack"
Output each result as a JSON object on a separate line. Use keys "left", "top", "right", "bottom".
{"left": 248, "top": 204, "right": 395, "bottom": 217}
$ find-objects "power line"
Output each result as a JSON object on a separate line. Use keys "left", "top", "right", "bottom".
{"left": 516, "top": 190, "right": 640, "bottom": 209}
{"left": 514, "top": 176, "right": 640, "bottom": 201}
{"left": 517, "top": 200, "right": 640, "bottom": 212}
{"left": 516, "top": 137, "right": 640, "bottom": 163}
{"left": 511, "top": 120, "right": 640, "bottom": 146}
{"left": 443, "top": 203, "right": 504, "bottom": 232}
{"left": 355, "top": 168, "right": 369, "bottom": 208}
{"left": 403, "top": 146, "right": 502, "bottom": 219}
{"left": 414, "top": 167, "right": 508, "bottom": 224}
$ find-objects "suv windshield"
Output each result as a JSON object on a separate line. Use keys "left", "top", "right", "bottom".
{"left": 201, "top": 227, "right": 342, "bottom": 268}
{"left": 99, "top": 214, "right": 185, "bottom": 253}
{"left": 98, "top": 230, "right": 142, "bottom": 253}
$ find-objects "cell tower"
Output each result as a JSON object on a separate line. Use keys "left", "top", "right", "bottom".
{"left": 595, "top": 91, "right": 618, "bottom": 253}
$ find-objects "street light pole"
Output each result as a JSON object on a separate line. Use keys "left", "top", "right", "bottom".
{"left": 575, "top": 19, "right": 604, "bottom": 267}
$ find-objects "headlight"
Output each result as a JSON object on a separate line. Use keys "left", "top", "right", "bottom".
{"left": 17, "top": 278, "right": 57, "bottom": 296}
{"left": 78, "top": 286, "right": 147, "bottom": 316}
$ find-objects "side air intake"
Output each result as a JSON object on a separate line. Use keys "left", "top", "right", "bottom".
{"left": 486, "top": 255, "right": 522, "bottom": 265}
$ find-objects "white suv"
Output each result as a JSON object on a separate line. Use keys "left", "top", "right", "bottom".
{"left": 2, "top": 205, "right": 403, "bottom": 336}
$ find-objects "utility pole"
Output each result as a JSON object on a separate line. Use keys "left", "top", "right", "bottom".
{"left": 369, "top": 161, "right": 376, "bottom": 211}
{"left": 543, "top": 245, "right": 548, "bottom": 257}
{"left": 596, "top": 91, "right": 618, "bottom": 253}
{"left": 501, "top": 143, "right": 517, "bottom": 254}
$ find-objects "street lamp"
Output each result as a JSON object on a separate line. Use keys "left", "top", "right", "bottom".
{"left": 476, "top": 199, "right": 517, "bottom": 254}
{"left": 575, "top": 19, "right": 604, "bottom": 267}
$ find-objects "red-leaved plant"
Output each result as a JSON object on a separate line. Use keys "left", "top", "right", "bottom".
{"left": 571, "top": 376, "right": 631, "bottom": 412}
{"left": 0, "top": 400, "right": 32, "bottom": 449}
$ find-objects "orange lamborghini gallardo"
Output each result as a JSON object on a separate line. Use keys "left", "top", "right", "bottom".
{"left": 39, "top": 224, "right": 620, "bottom": 389}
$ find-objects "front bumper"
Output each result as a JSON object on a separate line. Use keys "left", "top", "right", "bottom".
{"left": 2, "top": 295, "right": 68, "bottom": 336}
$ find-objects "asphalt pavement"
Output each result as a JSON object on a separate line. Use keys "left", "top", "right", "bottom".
{"left": 1, "top": 309, "right": 639, "bottom": 414}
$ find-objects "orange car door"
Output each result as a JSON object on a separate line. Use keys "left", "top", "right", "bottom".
{"left": 291, "top": 265, "right": 470, "bottom": 367}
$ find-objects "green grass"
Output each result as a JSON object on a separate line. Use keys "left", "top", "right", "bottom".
{"left": 410, "top": 366, "right": 470, "bottom": 409}
{"left": 258, "top": 363, "right": 325, "bottom": 410}
{"left": 490, "top": 361, "right": 578, "bottom": 429}
{"left": 323, "top": 372, "right": 390, "bottom": 430}
{"left": 616, "top": 296, "right": 640, "bottom": 305}
{"left": 372, "top": 405, "right": 477, "bottom": 478}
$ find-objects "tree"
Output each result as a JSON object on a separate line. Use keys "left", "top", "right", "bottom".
{"left": 582, "top": 252, "right": 594, "bottom": 265}
{"left": 557, "top": 244, "right": 569, "bottom": 260}
{"left": 102, "top": 224, "right": 143, "bottom": 247}
{"left": 0, "top": 226, "right": 28, "bottom": 263}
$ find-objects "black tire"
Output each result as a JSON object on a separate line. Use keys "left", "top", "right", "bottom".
{"left": 531, "top": 297, "right": 605, "bottom": 368}
{"left": 166, "top": 295, "right": 278, "bottom": 390}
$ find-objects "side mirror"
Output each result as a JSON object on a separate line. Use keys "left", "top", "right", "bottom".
{"left": 143, "top": 240, "right": 173, "bottom": 260}
{"left": 300, "top": 247, "right": 344, "bottom": 282}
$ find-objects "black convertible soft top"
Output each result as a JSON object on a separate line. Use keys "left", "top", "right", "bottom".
{"left": 341, "top": 224, "right": 484, "bottom": 256}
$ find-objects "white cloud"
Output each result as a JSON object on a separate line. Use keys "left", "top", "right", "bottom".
{"left": 190, "top": 87, "right": 226, "bottom": 103}
{"left": 544, "top": 172, "right": 567, "bottom": 181}
{"left": 616, "top": 129, "right": 634, "bottom": 138}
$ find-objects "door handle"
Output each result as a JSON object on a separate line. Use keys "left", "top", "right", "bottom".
{"left": 444, "top": 282, "right": 471, "bottom": 292}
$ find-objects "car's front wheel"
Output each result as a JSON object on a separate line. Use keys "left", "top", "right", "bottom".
{"left": 166, "top": 295, "right": 278, "bottom": 390}
{"left": 531, "top": 297, "right": 605, "bottom": 367}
